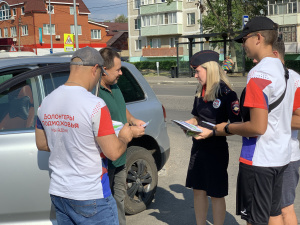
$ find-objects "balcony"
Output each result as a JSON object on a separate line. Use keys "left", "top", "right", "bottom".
{"left": 142, "top": 47, "right": 183, "bottom": 57}
{"left": 141, "top": 24, "right": 182, "bottom": 36}
{"left": 140, "top": 1, "right": 183, "bottom": 15}
{"left": 268, "top": 14, "right": 299, "bottom": 25}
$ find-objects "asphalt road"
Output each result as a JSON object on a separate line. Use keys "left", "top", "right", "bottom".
{"left": 126, "top": 83, "right": 300, "bottom": 225}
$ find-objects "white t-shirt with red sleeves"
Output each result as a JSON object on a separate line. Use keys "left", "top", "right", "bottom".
{"left": 239, "top": 57, "right": 294, "bottom": 167}
{"left": 36, "top": 85, "right": 115, "bottom": 200}
{"left": 289, "top": 69, "right": 300, "bottom": 162}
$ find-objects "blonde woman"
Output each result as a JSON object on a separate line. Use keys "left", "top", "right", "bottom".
{"left": 184, "top": 50, "right": 241, "bottom": 225}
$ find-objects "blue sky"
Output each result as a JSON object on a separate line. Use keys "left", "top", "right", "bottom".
{"left": 83, "top": 0, "right": 128, "bottom": 22}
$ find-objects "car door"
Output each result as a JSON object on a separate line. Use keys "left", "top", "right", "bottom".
{"left": 0, "top": 63, "right": 72, "bottom": 225}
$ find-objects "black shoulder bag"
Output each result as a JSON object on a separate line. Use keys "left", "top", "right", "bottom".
{"left": 240, "top": 64, "right": 289, "bottom": 122}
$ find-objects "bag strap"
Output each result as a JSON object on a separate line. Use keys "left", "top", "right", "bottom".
{"left": 268, "top": 64, "right": 289, "bottom": 113}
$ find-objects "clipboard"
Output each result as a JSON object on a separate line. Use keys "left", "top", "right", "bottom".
{"left": 172, "top": 120, "right": 202, "bottom": 133}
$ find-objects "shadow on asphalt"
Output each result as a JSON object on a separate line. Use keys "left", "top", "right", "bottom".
{"left": 146, "top": 185, "right": 240, "bottom": 225}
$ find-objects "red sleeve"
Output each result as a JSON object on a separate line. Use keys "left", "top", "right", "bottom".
{"left": 244, "top": 78, "right": 271, "bottom": 110}
{"left": 293, "top": 88, "right": 300, "bottom": 112}
{"left": 97, "top": 106, "right": 115, "bottom": 137}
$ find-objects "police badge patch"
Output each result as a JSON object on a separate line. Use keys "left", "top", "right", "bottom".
{"left": 213, "top": 99, "right": 221, "bottom": 108}
{"left": 231, "top": 100, "right": 240, "bottom": 115}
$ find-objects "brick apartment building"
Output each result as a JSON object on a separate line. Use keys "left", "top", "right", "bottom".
{"left": 0, "top": 0, "right": 109, "bottom": 55}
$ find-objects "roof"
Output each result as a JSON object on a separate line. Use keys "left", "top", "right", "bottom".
{"left": 0, "top": 0, "right": 90, "bottom": 14}
{"left": 106, "top": 31, "right": 126, "bottom": 46}
{"left": 101, "top": 22, "right": 128, "bottom": 36}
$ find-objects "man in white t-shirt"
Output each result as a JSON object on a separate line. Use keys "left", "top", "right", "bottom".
{"left": 214, "top": 17, "right": 294, "bottom": 225}
{"left": 35, "top": 47, "right": 133, "bottom": 225}
{"left": 272, "top": 38, "right": 300, "bottom": 225}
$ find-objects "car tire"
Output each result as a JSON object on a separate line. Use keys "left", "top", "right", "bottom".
{"left": 125, "top": 146, "right": 158, "bottom": 215}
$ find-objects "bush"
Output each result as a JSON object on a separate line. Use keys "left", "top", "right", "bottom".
{"left": 245, "top": 59, "right": 255, "bottom": 72}
{"left": 285, "top": 60, "right": 300, "bottom": 73}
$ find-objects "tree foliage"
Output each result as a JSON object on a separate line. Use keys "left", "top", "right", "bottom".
{"left": 114, "top": 14, "right": 128, "bottom": 23}
{"left": 203, "top": 0, "right": 266, "bottom": 39}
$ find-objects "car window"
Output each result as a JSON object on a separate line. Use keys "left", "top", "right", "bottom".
{"left": 118, "top": 67, "right": 145, "bottom": 103}
{"left": 0, "top": 77, "right": 37, "bottom": 132}
{"left": 42, "top": 71, "right": 96, "bottom": 96}
{"left": 42, "top": 71, "right": 69, "bottom": 95}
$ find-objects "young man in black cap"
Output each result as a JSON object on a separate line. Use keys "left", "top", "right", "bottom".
{"left": 35, "top": 47, "right": 133, "bottom": 225}
{"left": 214, "top": 17, "right": 294, "bottom": 225}
{"left": 272, "top": 38, "right": 300, "bottom": 225}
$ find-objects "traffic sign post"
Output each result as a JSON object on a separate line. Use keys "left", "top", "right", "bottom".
{"left": 242, "top": 15, "right": 249, "bottom": 77}
{"left": 9, "top": 44, "right": 17, "bottom": 52}
{"left": 243, "top": 15, "right": 249, "bottom": 28}
{"left": 64, "top": 33, "right": 74, "bottom": 52}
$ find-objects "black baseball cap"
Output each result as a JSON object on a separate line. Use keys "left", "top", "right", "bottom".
{"left": 234, "top": 16, "right": 278, "bottom": 43}
{"left": 190, "top": 50, "right": 219, "bottom": 69}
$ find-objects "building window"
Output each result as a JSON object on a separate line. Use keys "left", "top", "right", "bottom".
{"left": 267, "top": 0, "right": 298, "bottom": 15}
{"left": 187, "top": 13, "right": 195, "bottom": 25}
{"left": 168, "top": 12, "right": 177, "bottom": 24}
{"left": 70, "top": 25, "right": 82, "bottom": 35}
{"left": 170, "top": 37, "right": 178, "bottom": 47}
{"left": 10, "top": 26, "right": 17, "bottom": 37}
{"left": 12, "top": 8, "right": 16, "bottom": 16}
{"left": 134, "top": 0, "right": 140, "bottom": 9}
{"left": 141, "top": 0, "right": 148, "bottom": 5}
{"left": 4, "top": 28, "right": 8, "bottom": 37}
{"left": 150, "top": 15, "right": 157, "bottom": 26}
{"left": 43, "top": 24, "right": 55, "bottom": 35}
{"left": 91, "top": 30, "right": 101, "bottom": 39}
{"left": 70, "top": 6, "right": 74, "bottom": 15}
{"left": 279, "top": 25, "right": 296, "bottom": 42}
{"left": 159, "top": 14, "right": 165, "bottom": 25}
{"left": 150, "top": 38, "right": 161, "bottom": 48}
{"left": 0, "top": 4, "right": 11, "bottom": 21}
{"left": 47, "top": 5, "right": 54, "bottom": 14}
{"left": 21, "top": 6, "right": 25, "bottom": 15}
{"left": 135, "top": 39, "right": 142, "bottom": 50}
{"left": 142, "top": 16, "right": 150, "bottom": 27}
{"left": 22, "top": 25, "right": 28, "bottom": 36}
{"left": 0, "top": 28, "right": 2, "bottom": 37}
{"left": 135, "top": 19, "right": 141, "bottom": 30}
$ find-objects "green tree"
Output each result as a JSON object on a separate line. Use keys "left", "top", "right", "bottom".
{"left": 114, "top": 14, "right": 128, "bottom": 23}
{"left": 203, "top": 0, "right": 266, "bottom": 69}
{"left": 167, "top": 0, "right": 266, "bottom": 69}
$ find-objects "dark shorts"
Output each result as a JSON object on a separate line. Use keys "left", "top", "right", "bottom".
{"left": 186, "top": 141, "right": 229, "bottom": 198}
{"left": 281, "top": 160, "right": 300, "bottom": 208}
{"left": 236, "top": 162, "right": 287, "bottom": 225}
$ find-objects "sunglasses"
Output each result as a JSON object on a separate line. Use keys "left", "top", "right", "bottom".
{"left": 242, "top": 33, "right": 257, "bottom": 43}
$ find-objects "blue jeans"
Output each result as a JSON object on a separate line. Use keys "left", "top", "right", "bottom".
{"left": 50, "top": 194, "right": 119, "bottom": 225}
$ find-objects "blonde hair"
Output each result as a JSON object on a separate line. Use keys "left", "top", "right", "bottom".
{"left": 196, "top": 61, "right": 232, "bottom": 101}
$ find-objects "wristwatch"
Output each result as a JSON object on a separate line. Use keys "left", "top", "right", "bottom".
{"left": 224, "top": 123, "right": 232, "bottom": 134}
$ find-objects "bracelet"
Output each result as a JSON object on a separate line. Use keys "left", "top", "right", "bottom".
{"left": 224, "top": 123, "right": 232, "bottom": 134}
{"left": 212, "top": 129, "right": 216, "bottom": 136}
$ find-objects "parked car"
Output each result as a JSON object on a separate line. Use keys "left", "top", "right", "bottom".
{"left": 0, "top": 55, "right": 170, "bottom": 224}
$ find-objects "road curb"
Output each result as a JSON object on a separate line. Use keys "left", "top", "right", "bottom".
{"left": 146, "top": 80, "right": 246, "bottom": 88}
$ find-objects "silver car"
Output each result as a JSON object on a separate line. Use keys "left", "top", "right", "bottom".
{"left": 0, "top": 55, "right": 170, "bottom": 224}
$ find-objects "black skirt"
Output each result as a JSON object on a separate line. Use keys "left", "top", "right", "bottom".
{"left": 185, "top": 138, "right": 229, "bottom": 198}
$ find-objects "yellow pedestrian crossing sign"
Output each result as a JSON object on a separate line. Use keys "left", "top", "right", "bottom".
{"left": 65, "top": 35, "right": 73, "bottom": 45}
{"left": 64, "top": 33, "right": 74, "bottom": 52}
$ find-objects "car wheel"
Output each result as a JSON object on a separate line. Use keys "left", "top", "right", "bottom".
{"left": 125, "top": 146, "right": 158, "bottom": 215}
